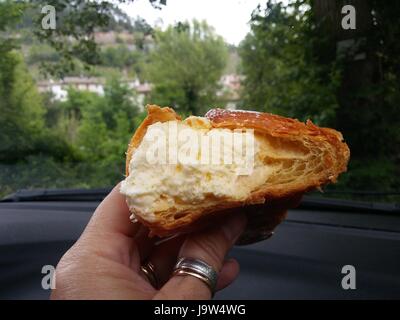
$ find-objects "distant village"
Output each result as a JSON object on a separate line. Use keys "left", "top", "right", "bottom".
{"left": 37, "top": 73, "right": 243, "bottom": 111}
{"left": 34, "top": 29, "right": 243, "bottom": 111}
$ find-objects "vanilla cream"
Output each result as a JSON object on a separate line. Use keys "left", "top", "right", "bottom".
{"left": 120, "top": 118, "right": 273, "bottom": 220}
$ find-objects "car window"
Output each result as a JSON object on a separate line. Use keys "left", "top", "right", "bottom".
{"left": 0, "top": 0, "right": 399, "bottom": 205}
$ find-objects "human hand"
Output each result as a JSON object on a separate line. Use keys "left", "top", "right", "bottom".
{"left": 51, "top": 184, "right": 247, "bottom": 300}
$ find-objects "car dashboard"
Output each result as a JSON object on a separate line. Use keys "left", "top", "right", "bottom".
{"left": 0, "top": 197, "right": 399, "bottom": 299}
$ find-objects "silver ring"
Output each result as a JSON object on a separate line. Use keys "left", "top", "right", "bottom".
{"left": 141, "top": 261, "right": 159, "bottom": 289}
{"left": 173, "top": 257, "right": 218, "bottom": 295}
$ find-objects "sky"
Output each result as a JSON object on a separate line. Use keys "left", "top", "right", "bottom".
{"left": 120, "top": 0, "right": 263, "bottom": 46}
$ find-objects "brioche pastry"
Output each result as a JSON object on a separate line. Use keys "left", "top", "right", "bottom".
{"left": 120, "top": 105, "right": 350, "bottom": 244}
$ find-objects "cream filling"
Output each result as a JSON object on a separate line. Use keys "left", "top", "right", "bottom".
{"left": 120, "top": 118, "right": 273, "bottom": 221}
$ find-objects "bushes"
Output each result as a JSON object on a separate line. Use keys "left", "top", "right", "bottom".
{"left": 0, "top": 52, "right": 45, "bottom": 162}
{"left": 0, "top": 73, "right": 144, "bottom": 197}
{"left": 0, "top": 155, "right": 126, "bottom": 196}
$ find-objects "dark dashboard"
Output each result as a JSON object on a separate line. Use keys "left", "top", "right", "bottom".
{"left": 0, "top": 195, "right": 399, "bottom": 299}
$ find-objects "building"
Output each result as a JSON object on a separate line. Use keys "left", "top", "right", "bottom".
{"left": 37, "top": 74, "right": 241, "bottom": 110}
{"left": 37, "top": 77, "right": 151, "bottom": 110}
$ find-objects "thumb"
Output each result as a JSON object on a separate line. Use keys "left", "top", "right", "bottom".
{"left": 155, "top": 213, "right": 247, "bottom": 300}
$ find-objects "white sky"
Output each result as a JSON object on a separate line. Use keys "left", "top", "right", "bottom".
{"left": 120, "top": 0, "right": 263, "bottom": 45}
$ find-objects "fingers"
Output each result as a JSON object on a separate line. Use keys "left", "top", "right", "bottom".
{"left": 77, "top": 183, "right": 158, "bottom": 270}
{"left": 155, "top": 213, "right": 246, "bottom": 300}
{"left": 216, "top": 258, "right": 240, "bottom": 291}
{"left": 85, "top": 183, "right": 139, "bottom": 238}
{"left": 142, "top": 238, "right": 239, "bottom": 291}
{"left": 142, "top": 235, "right": 185, "bottom": 287}
{"left": 129, "top": 225, "right": 159, "bottom": 271}
{"left": 179, "top": 213, "right": 246, "bottom": 270}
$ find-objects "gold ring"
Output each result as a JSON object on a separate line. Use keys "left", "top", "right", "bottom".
{"left": 141, "top": 261, "right": 158, "bottom": 289}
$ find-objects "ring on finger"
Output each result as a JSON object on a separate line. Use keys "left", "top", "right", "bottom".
{"left": 172, "top": 257, "right": 218, "bottom": 296}
{"left": 141, "top": 261, "right": 159, "bottom": 289}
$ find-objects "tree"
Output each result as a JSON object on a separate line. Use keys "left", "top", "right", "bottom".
{"left": 147, "top": 20, "right": 228, "bottom": 115}
{"left": 0, "top": 1, "right": 46, "bottom": 162}
{"left": 312, "top": 0, "right": 400, "bottom": 158}
{"left": 240, "top": 0, "right": 400, "bottom": 195}
{"left": 99, "top": 77, "right": 140, "bottom": 130}
{"left": 30, "top": 0, "right": 164, "bottom": 77}
{"left": 312, "top": 0, "right": 400, "bottom": 194}
{"left": 0, "top": 0, "right": 154, "bottom": 195}
{"left": 75, "top": 78, "right": 141, "bottom": 184}
{"left": 100, "top": 45, "right": 142, "bottom": 70}
{"left": 239, "top": 1, "right": 340, "bottom": 125}
{"left": 0, "top": 52, "right": 47, "bottom": 161}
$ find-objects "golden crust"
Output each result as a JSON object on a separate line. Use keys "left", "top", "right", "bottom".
{"left": 125, "top": 105, "right": 350, "bottom": 242}
{"left": 125, "top": 105, "right": 181, "bottom": 175}
{"left": 205, "top": 108, "right": 350, "bottom": 197}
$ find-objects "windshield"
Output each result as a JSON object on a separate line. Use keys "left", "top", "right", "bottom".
{"left": 0, "top": 0, "right": 399, "bottom": 204}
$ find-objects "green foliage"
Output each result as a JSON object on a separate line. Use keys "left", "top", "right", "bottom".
{"left": 0, "top": 52, "right": 46, "bottom": 162}
{"left": 0, "top": 0, "right": 399, "bottom": 204}
{"left": 239, "top": 1, "right": 340, "bottom": 125}
{"left": 100, "top": 77, "right": 140, "bottom": 128}
{"left": 0, "top": 155, "right": 85, "bottom": 196}
{"left": 147, "top": 20, "right": 228, "bottom": 115}
{"left": 0, "top": 0, "right": 26, "bottom": 32}
{"left": 99, "top": 45, "right": 148, "bottom": 79}
{"left": 76, "top": 77, "right": 139, "bottom": 160}
{"left": 61, "top": 78, "right": 140, "bottom": 184}
{"left": 31, "top": 0, "right": 113, "bottom": 77}
{"left": 27, "top": 44, "right": 60, "bottom": 65}
{"left": 333, "top": 0, "right": 400, "bottom": 159}
{"left": 29, "top": 0, "right": 161, "bottom": 77}
{"left": 239, "top": 0, "right": 400, "bottom": 197}
{"left": 0, "top": 0, "right": 143, "bottom": 196}
{"left": 0, "top": 76, "right": 143, "bottom": 197}
{"left": 61, "top": 88, "right": 101, "bottom": 119}
{"left": 101, "top": 45, "right": 137, "bottom": 69}
{"left": 335, "top": 158, "right": 397, "bottom": 192}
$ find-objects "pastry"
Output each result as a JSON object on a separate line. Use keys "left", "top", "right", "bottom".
{"left": 120, "top": 105, "right": 350, "bottom": 244}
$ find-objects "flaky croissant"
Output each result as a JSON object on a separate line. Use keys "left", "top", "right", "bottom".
{"left": 120, "top": 105, "right": 350, "bottom": 244}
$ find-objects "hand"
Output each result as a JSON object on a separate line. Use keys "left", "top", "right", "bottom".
{"left": 51, "top": 184, "right": 247, "bottom": 300}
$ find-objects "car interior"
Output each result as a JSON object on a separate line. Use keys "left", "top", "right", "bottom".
{"left": 0, "top": 0, "right": 399, "bottom": 300}
{"left": 1, "top": 189, "right": 399, "bottom": 299}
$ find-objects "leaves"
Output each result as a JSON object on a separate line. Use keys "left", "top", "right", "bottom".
{"left": 239, "top": 1, "right": 340, "bottom": 125}
{"left": 27, "top": 0, "right": 161, "bottom": 77}
{"left": 240, "top": 0, "right": 400, "bottom": 195}
{"left": 0, "top": 52, "right": 45, "bottom": 162}
{"left": 146, "top": 20, "right": 228, "bottom": 115}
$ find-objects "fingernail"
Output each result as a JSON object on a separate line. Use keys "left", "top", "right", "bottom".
{"left": 222, "top": 213, "right": 247, "bottom": 243}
